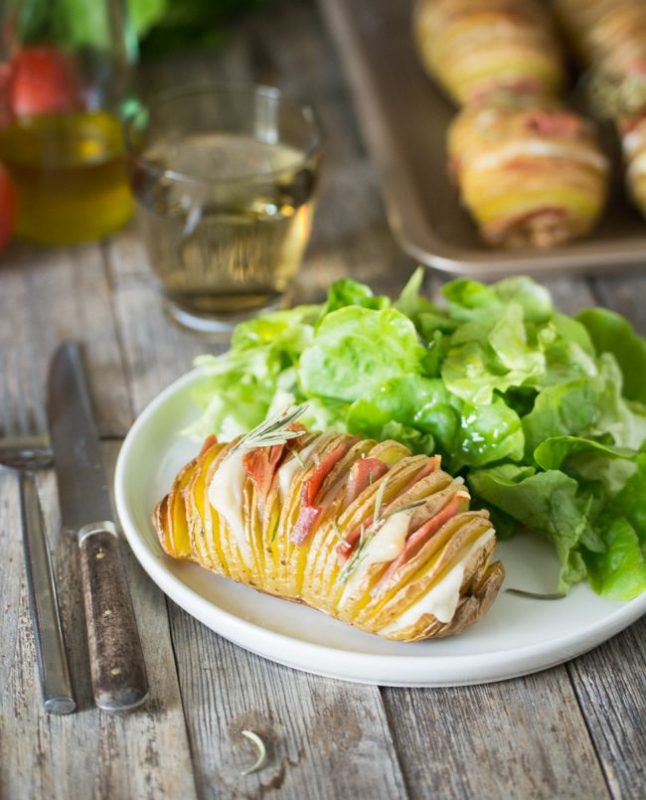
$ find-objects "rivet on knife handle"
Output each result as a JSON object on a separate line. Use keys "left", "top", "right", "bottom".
{"left": 78, "top": 523, "right": 148, "bottom": 712}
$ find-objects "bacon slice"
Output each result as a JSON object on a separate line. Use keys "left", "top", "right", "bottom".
{"left": 243, "top": 443, "right": 286, "bottom": 498}
{"left": 291, "top": 442, "right": 354, "bottom": 545}
{"left": 336, "top": 456, "right": 442, "bottom": 561}
{"left": 346, "top": 458, "right": 389, "bottom": 505}
{"left": 291, "top": 502, "right": 323, "bottom": 546}
{"left": 525, "top": 110, "right": 583, "bottom": 138}
{"left": 371, "top": 493, "right": 467, "bottom": 596}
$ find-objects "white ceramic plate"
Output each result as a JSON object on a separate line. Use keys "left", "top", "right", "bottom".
{"left": 115, "top": 370, "right": 646, "bottom": 687}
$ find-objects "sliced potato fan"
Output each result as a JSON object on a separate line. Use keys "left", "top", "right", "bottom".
{"left": 153, "top": 416, "right": 504, "bottom": 641}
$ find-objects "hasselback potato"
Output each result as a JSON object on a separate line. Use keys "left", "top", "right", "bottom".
{"left": 153, "top": 414, "right": 504, "bottom": 641}
{"left": 414, "top": 0, "right": 565, "bottom": 105}
{"left": 448, "top": 100, "right": 608, "bottom": 247}
{"left": 554, "top": 0, "right": 646, "bottom": 216}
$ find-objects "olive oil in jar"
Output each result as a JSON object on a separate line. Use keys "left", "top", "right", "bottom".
{"left": 0, "top": 110, "right": 133, "bottom": 244}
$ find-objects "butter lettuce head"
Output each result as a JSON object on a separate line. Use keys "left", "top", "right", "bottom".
{"left": 188, "top": 269, "right": 646, "bottom": 601}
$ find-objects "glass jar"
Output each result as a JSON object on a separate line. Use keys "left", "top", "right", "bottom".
{"left": 0, "top": 0, "right": 137, "bottom": 244}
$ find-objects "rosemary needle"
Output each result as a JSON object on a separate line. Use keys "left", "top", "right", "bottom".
{"left": 505, "top": 588, "right": 566, "bottom": 600}
{"left": 240, "top": 730, "right": 268, "bottom": 776}
{"left": 228, "top": 405, "right": 308, "bottom": 458}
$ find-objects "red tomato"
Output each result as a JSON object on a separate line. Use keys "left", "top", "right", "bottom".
{"left": 0, "top": 164, "right": 16, "bottom": 250}
{"left": 10, "top": 46, "right": 80, "bottom": 118}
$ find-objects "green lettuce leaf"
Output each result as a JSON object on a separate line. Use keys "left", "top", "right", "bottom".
{"left": 299, "top": 306, "right": 425, "bottom": 403}
{"left": 578, "top": 307, "right": 646, "bottom": 403}
{"left": 468, "top": 465, "right": 594, "bottom": 591}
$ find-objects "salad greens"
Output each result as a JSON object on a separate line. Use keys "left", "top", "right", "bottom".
{"left": 188, "top": 270, "right": 646, "bottom": 601}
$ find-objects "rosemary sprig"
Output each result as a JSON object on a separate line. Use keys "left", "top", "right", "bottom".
{"left": 337, "top": 524, "right": 369, "bottom": 584}
{"left": 228, "top": 405, "right": 307, "bottom": 457}
{"left": 386, "top": 498, "right": 426, "bottom": 517}
{"left": 372, "top": 474, "right": 390, "bottom": 528}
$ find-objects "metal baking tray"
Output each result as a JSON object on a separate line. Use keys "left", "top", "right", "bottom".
{"left": 319, "top": 0, "right": 646, "bottom": 278}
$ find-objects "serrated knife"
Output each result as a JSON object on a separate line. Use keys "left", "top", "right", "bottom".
{"left": 47, "top": 342, "right": 148, "bottom": 712}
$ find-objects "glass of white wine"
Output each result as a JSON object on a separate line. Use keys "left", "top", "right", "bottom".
{"left": 125, "top": 84, "right": 323, "bottom": 334}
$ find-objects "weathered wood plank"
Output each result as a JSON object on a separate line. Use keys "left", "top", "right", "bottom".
{"left": 0, "top": 241, "right": 132, "bottom": 437}
{"left": 382, "top": 671, "right": 610, "bottom": 800}
{"left": 170, "top": 609, "right": 408, "bottom": 800}
{"left": 568, "top": 621, "right": 646, "bottom": 800}
{"left": 0, "top": 445, "right": 197, "bottom": 800}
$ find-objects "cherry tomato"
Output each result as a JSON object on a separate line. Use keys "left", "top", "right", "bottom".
{"left": 10, "top": 45, "right": 80, "bottom": 118}
{"left": 0, "top": 164, "right": 16, "bottom": 250}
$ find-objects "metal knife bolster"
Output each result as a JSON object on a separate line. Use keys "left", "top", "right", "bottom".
{"left": 47, "top": 343, "right": 149, "bottom": 713}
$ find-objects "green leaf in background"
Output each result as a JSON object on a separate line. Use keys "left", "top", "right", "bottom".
{"left": 127, "top": 0, "right": 168, "bottom": 37}
{"left": 442, "top": 276, "right": 552, "bottom": 324}
{"left": 534, "top": 435, "right": 637, "bottom": 496}
{"left": 441, "top": 305, "right": 546, "bottom": 405}
{"left": 323, "top": 279, "right": 390, "bottom": 313}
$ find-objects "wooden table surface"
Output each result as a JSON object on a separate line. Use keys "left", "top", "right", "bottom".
{"left": 1, "top": 2, "right": 645, "bottom": 798}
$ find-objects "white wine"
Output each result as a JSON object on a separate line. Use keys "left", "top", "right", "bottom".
{"left": 131, "top": 132, "right": 317, "bottom": 322}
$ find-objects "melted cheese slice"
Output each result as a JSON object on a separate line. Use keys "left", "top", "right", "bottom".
{"left": 338, "top": 509, "right": 414, "bottom": 608}
{"left": 469, "top": 140, "right": 608, "bottom": 174}
{"left": 379, "top": 529, "right": 494, "bottom": 632}
{"left": 207, "top": 450, "right": 252, "bottom": 567}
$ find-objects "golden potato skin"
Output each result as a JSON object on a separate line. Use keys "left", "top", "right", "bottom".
{"left": 447, "top": 100, "right": 608, "bottom": 247}
{"left": 153, "top": 432, "right": 504, "bottom": 641}
{"left": 414, "top": 0, "right": 565, "bottom": 105}
{"left": 555, "top": 0, "right": 646, "bottom": 216}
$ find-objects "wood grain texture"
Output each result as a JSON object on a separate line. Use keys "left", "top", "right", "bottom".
{"left": 0, "top": 444, "right": 197, "bottom": 800}
{"left": 0, "top": 242, "right": 132, "bottom": 438}
{"left": 170, "top": 609, "right": 408, "bottom": 800}
{"left": 567, "top": 620, "right": 646, "bottom": 800}
{"left": 382, "top": 671, "right": 611, "bottom": 800}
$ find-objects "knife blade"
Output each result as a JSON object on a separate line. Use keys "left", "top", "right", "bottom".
{"left": 47, "top": 342, "right": 148, "bottom": 712}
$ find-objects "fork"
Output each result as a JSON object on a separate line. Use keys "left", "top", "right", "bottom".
{"left": 0, "top": 353, "right": 76, "bottom": 714}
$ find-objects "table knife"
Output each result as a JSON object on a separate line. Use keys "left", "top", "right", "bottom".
{"left": 46, "top": 342, "right": 149, "bottom": 712}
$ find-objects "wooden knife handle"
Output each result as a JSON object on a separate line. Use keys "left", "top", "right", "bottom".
{"left": 78, "top": 524, "right": 149, "bottom": 712}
